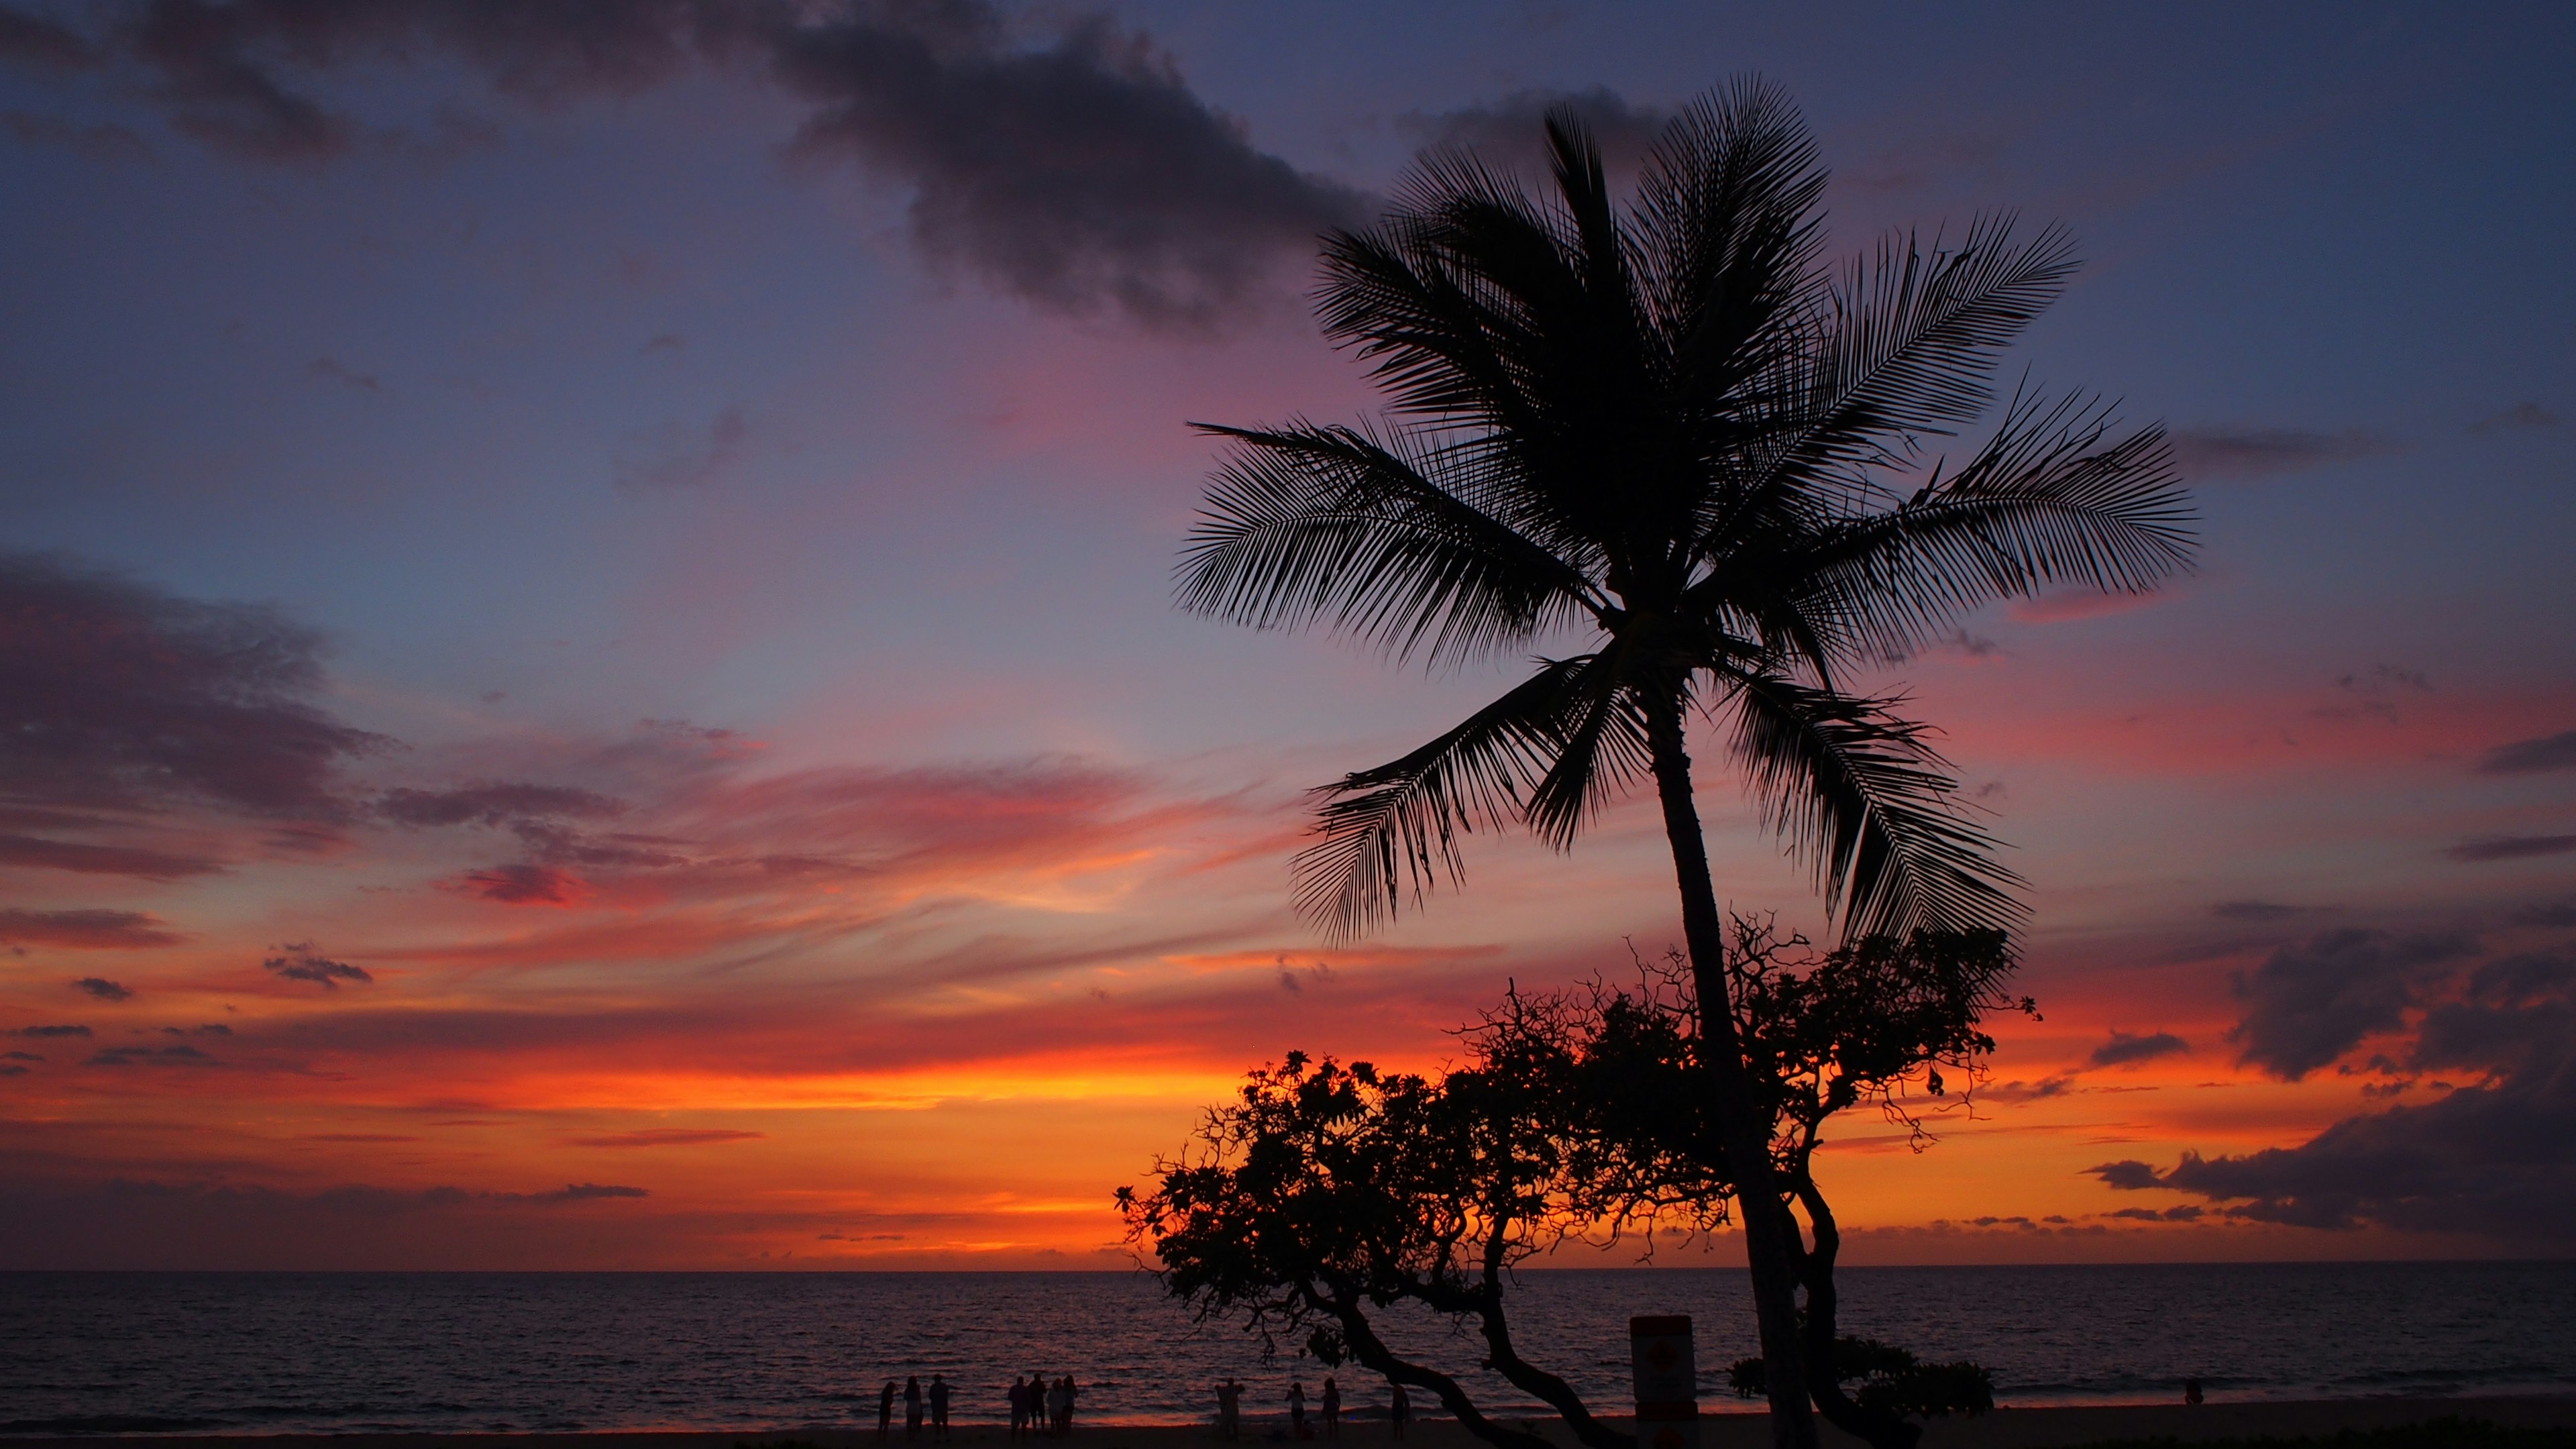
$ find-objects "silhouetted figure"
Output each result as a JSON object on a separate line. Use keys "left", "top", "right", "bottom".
{"left": 1387, "top": 1382, "right": 1408, "bottom": 1442}
{"left": 1321, "top": 1377, "right": 1339, "bottom": 1439}
{"left": 1217, "top": 1379, "right": 1242, "bottom": 1441}
{"left": 2185, "top": 1377, "right": 2204, "bottom": 1406}
{"left": 930, "top": 1374, "right": 951, "bottom": 1439}
{"left": 879, "top": 1381, "right": 897, "bottom": 1436}
{"left": 1030, "top": 1371, "right": 1049, "bottom": 1435}
{"left": 1288, "top": 1380, "right": 1307, "bottom": 1440}
{"left": 1010, "top": 1375, "right": 1030, "bottom": 1438}
{"left": 906, "top": 1375, "right": 924, "bottom": 1438}
{"left": 1053, "top": 1375, "right": 1078, "bottom": 1435}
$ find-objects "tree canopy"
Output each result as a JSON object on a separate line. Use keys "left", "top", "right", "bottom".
{"left": 1121, "top": 922, "right": 2025, "bottom": 1449}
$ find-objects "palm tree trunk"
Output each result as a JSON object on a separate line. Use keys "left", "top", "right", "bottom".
{"left": 1644, "top": 697, "right": 1819, "bottom": 1449}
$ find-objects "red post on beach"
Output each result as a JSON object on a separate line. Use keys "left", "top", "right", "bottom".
{"left": 1630, "top": 1315, "right": 1699, "bottom": 1449}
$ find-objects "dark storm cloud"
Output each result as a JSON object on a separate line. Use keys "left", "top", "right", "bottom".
{"left": 0, "top": 1, "right": 1361, "bottom": 330}
{"left": 2089, "top": 1029, "right": 2188, "bottom": 1068}
{"left": 2465, "top": 948, "right": 2576, "bottom": 1004}
{"left": 1400, "top": 85, "right": 1668, "bottom": 179}
{"left": 0, "top": 908, "right": 181, "bottom": 949}
{"left": 2408, "top": 948, "right": 2576, "bottom": 1077}
{"left": 2094, "top": 1051, "right": 2576, "bottom": 1242}
{"left": 70, "top": 977, "right": 133, "bottom": 1001}
{"left": 13, "top": 1024, "right": 91, "bottom": 1038}
{"left": 772, "top": 7, "right": 1362, "bottom": 331}
{"left": 2475, "top": 729, "right": 2576, "bottom": 775}
{"left": 262, "top": 944, "right": 372, "bottom": 987}
{"left": 2101, "top": 926, "right": 2576, "bottom": 1244}
{"left": 0, "top": 553, "right": 383, "bottom": 822}
{"left": 2227, "top": 928, "right": 2475, "bottom": 1079}
{"left": 2448, "top": 834, "right": 2576, "bottom": 863}
{"left": 2167, "top": 426, "right": 2402, "bottom": 480}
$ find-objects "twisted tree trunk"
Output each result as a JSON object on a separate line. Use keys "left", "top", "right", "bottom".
{"left": 1792, "top": 1179, "right": 1921, "bottom": 1449}
{"left": 1313, "top": 1281, "right": 1556, "bottom": 1449}
{"left": 1645, "top": 699, "right": 1819, "bottom": 1449}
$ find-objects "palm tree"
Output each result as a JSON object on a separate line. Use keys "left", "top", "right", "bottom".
{"left": 1175, "top": 80, "right": 2193, "bottom": 1449}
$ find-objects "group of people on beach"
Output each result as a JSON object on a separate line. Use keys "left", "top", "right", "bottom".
{"left": 873, "top": 1372, "right": 1075, "bottom": 1438}
{"left": 1218, "top": 1375, "right": 1407, "bottom": 1442}
{"left": 874, "top": 1368, "right": 1415, "bottom": 1439}
{"left": 1008, "top": 1374, "right": 1081, "bottom": 1437}
{"left": 876, "top": 1375, "right": 953, "bottom": 1440}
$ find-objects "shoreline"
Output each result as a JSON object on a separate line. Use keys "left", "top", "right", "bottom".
{"left": 9, "top": 1400, "right": 2576, "bottom": 1449}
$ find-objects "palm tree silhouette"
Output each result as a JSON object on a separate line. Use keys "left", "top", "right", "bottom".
{"left": 1177, "top": 80, "right": 2192, "bottom": 1448}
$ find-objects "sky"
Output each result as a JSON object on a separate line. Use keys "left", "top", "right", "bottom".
{"left": 1, "top": 0, "right": 2572, "bottom": 1271}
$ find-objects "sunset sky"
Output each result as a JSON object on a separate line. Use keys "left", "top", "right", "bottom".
{"left": 2, "top": 0, "right": 2571, "bottom": 1270}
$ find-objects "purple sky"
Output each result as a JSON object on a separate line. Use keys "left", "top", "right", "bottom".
{"left": 0, "top": 1, "right": 2571, "bottom": 1267}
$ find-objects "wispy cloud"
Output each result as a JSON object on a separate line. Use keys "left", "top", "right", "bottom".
{"left": 2167, "top": 426, "right": 2402, "bottom": 480}
{"left": 0, "top": 909, "right": 182, "bottom": 949}
{"left": 562, "top": 1129, "right": 766, "bottom": 1148}
{"left": 2475, "top": 729, "right": 2576, "bottom": 776}
{"left": 2469, "top": 402, "right": 2557, "bottom": 433}
{"left": 2449, "top": 835, "right": 2576, "bottom": 863}
{"left": 2090, "top": 1029, "right": 2188, "bottom": 1068}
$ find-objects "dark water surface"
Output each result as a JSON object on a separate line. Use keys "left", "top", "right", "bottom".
{"left": 4, "top": 1265, "right": 2571, "bottom": 1434}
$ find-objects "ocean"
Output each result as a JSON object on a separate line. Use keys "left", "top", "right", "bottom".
{"left": 3, "top": 1264, "right": 2571, "bottom": 1435}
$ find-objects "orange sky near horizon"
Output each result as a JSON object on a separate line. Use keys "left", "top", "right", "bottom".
{"left": 8, "top": 639, "right": 2568, "bottom": 1269}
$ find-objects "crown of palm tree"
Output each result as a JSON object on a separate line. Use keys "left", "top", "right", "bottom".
{"left": 1179, "top": 78, "right": 2194, "bottom": 944}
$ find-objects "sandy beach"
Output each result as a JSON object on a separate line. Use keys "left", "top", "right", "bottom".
{"left": 15, "top": 1401, "right": 2574, "bottom": 1449}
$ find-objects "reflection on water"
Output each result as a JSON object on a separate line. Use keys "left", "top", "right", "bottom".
{"left": 3, "top": 1264, "right": 2571, "bottom": 1434}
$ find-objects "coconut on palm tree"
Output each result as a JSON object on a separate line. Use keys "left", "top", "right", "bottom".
{"left": 1176, "top": 79, "right": 2194, "bottom": 1448}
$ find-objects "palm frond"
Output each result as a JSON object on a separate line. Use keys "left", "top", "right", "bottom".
{"left": 1720, "top": 672, "right": 2025, "bottom": 939}
{"left": 1295, "top": 657, "right": 1599, "bottom": 941}
{"left": 1520, "top": 644, "right": 1654, "bottom": 850}
{"left": 1729, "top": 214, "right": 2080, "bottom": 528}
{"left": 1176, "top": 421, "right": 1598, "bottom": 667}
{"left": 1786, "top": 389, "right": 2196, "bottom": 664}
{"left": 1628, "top": 78, "right": 1829, "bottom": 423}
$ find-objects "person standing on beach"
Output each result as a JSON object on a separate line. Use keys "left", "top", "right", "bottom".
{"left": 930, "top": 1374, "right": 951, "bottom": 1440}
{"left": 1321, "top": 1377, "right": 1339, "bottom": 1439}
{"left": 1009, "top": 1376, "right": 1030, "bottom": 1438}
{"left": 1216, "top": 1379, "right": 1241, "bottom": 1441}
{"left": 879, "top": 1380, "right": 897, "bottom": 1437}
{"left": 1059, "top": 1375, "right": 1080, "bottom": 1434}
{"left": 1387, "top": 1382, "right": 1407, "bottom": 1442}
{"left": 1288, "top": 1380, "right": 1307, "bottom": 1440}
{"left": 905, "top": 1375, "right": 924, "bottom": 1438}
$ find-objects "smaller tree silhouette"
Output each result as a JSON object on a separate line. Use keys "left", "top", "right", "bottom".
{"left": 1121, "top": 922, "right": 2025, "bottom": 1449}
